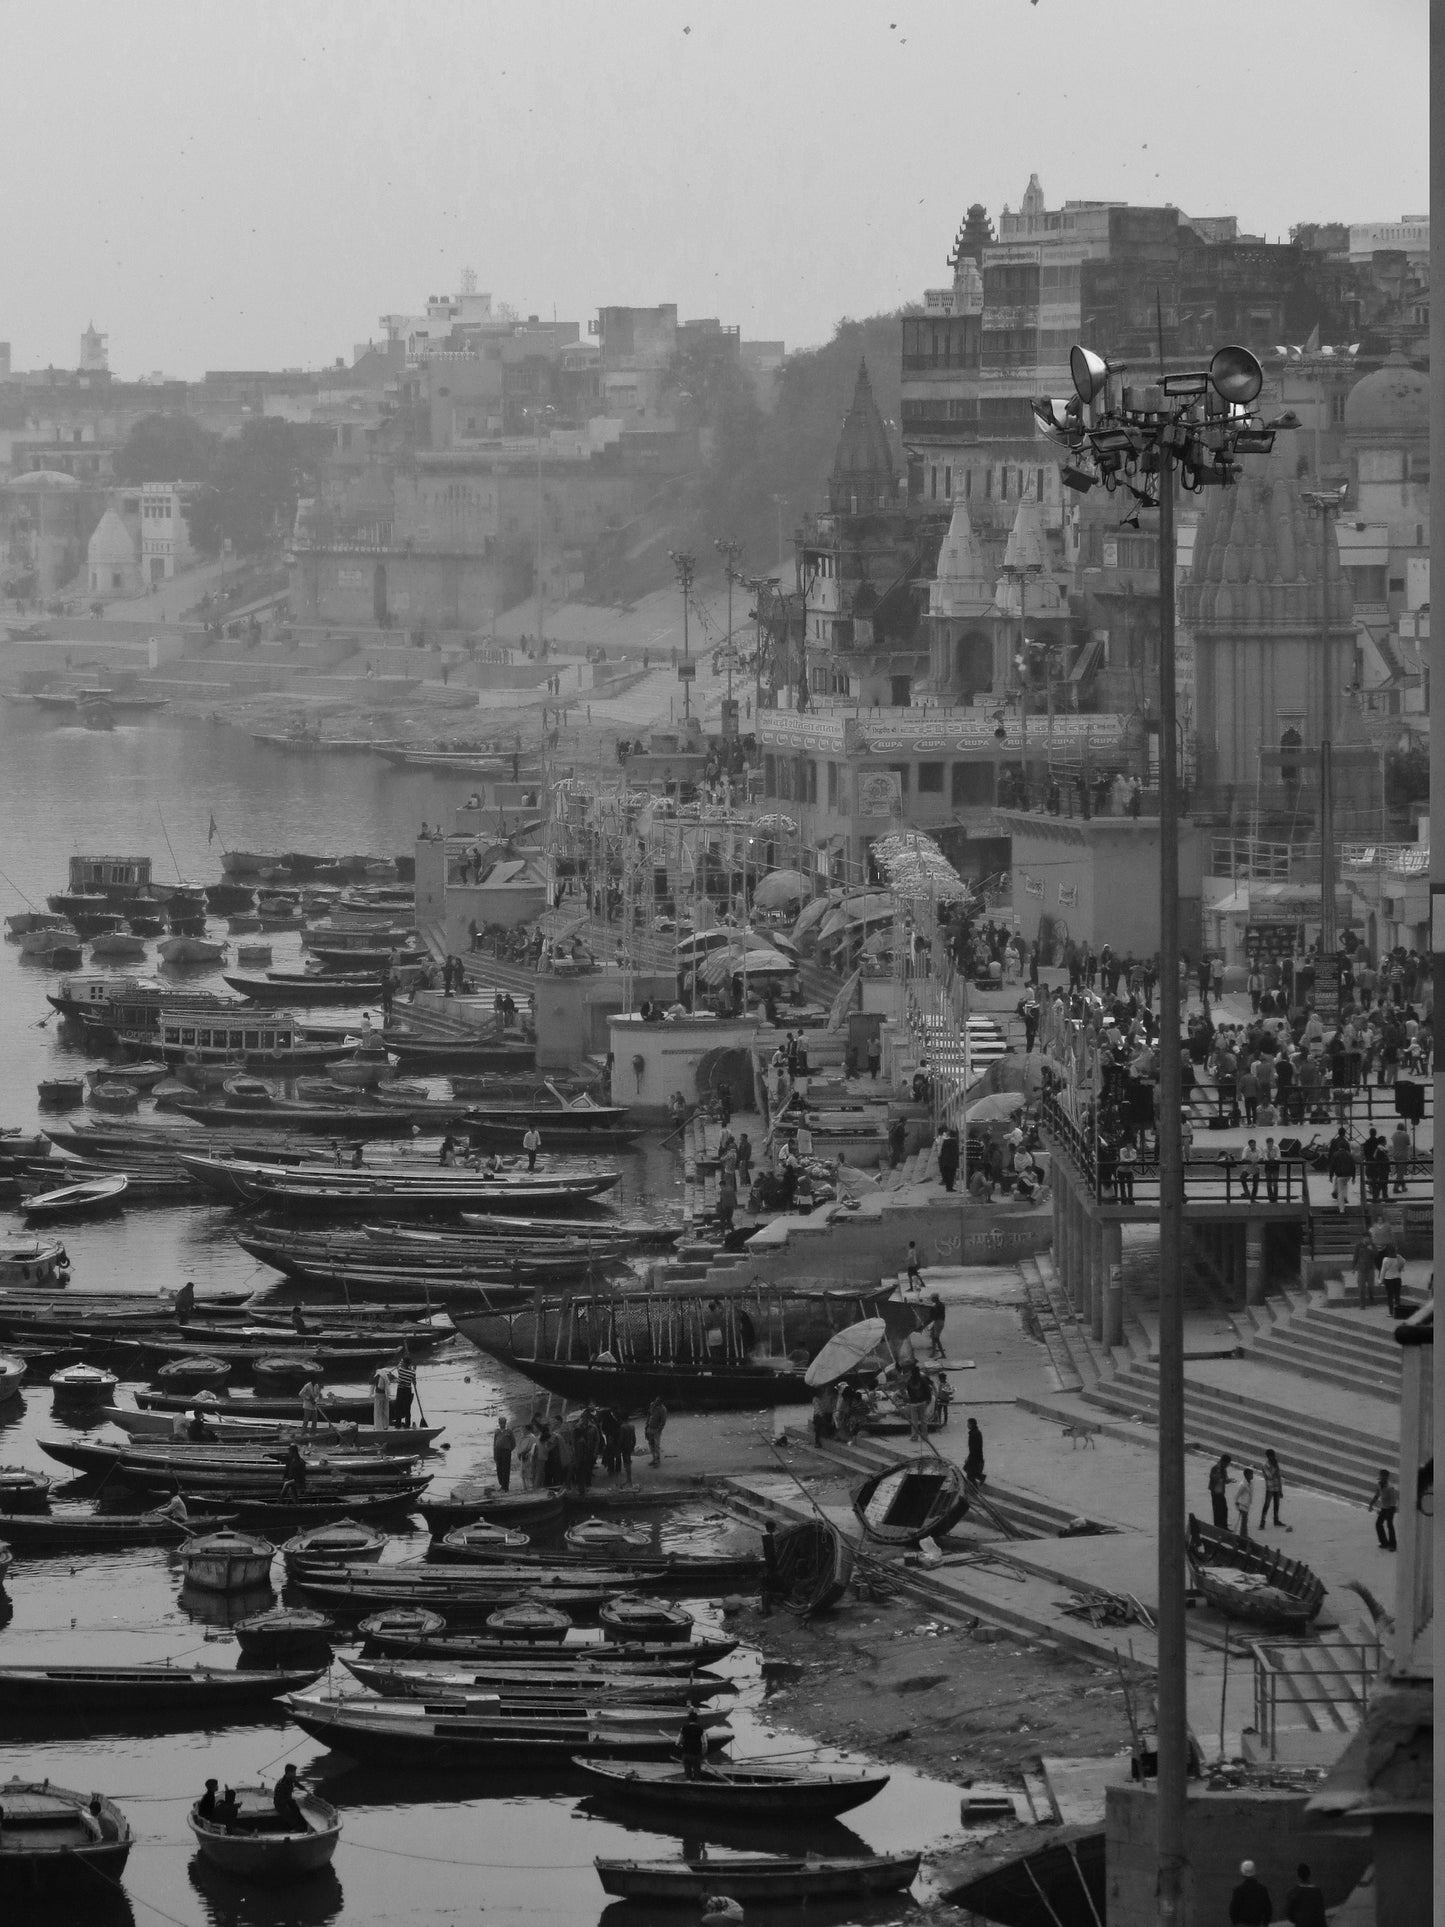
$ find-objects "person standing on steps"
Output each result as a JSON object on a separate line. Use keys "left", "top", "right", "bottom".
{"left": 1229, "top": 1860, "right": 1273, "bottom": 1926}
{"left": 905, "top": 1241, "right": 925, "bottom": 1295}
{"left": 492, "top": 1415, "right": 516, "bottom": 1491}
{"left": 1208, "top": 1453, "right": 1233, "bottom": 1529}
{"left": 1367, "top": 1468, "right": 1399, "bottom": 1549}
{"left": 1326, "top": 1129, "right": 1356, "bottom": 1212}
{"left": 1380, "top": 1246, "right": 1406, "bottom": 1317}
{"left": 644, "top": 1396, "right": 667, "bottom": 1467}
{"left": 1233, "top": 1466, "right": 1256, "bottom": 1540}
{"left": 964, "top": 1416, "right": 985, "bottom": 1485}
{"left": 1284, "top": 1864, "right": 1328, "bottom": 1927}
{"left": 1259, "top": 1449, "right": 1289, "bottom": 1530}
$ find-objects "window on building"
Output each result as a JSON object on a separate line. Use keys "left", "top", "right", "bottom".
{"left": 827, "top": 761, "right": 839, "bottom": 807}
{"left": 918, "top": 761, "right": 944, "bottom": 794}
{"left": 763, "top": 754, "right": 776, "bottom": 796}
{"left": 1389, "top": 577, "right": 1406, "bottom": 594}
{"left": 1036, "top": 467, "right": 1045, "bottom": 500}
{"left": 984, "top": 470, "right": 992, "bottom": 500}
{"left": 952, "top": 761, "right": 994, "bottom": 807}
{"left": 943, "top": 467, "right": 952, "bottom": 499}
{"left": 929, "top": 466, "right": 937, "bottom": 500}
{"left": 963, "top": 471, "right": 972, "bottom": 497}
{"left": 807, "top": 761, "right": 819, "bottom": 804}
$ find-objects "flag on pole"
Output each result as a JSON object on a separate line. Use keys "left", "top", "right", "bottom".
{"left": 207, "top": 813, "right": 219, "bottom": 845}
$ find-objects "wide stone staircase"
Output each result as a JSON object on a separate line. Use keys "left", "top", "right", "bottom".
{"left": 1246, "top": 1300, "right": 1405, "bottom": 1402}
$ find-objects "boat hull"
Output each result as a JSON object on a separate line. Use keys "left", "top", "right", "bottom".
{"left": 574, "top": 1759, "right": 889, "bottom": 1818}
{"left": 0, "top": 1664, "right": 321, "bottom": 1713}
{"left": 596, "top": 1850, "right": 921, "bottom": 1901}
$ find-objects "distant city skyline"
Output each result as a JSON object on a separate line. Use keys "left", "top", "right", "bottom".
{"left": 0, "top": 0, "right": 1428, "bottom": 379}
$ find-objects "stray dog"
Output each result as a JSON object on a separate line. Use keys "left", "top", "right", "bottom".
{"left": 1061, "top": 1420, "right": 1097, "bottom": 1450}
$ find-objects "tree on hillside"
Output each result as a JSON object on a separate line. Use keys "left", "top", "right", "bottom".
{"left": 185, "top": 419, "right": 328, "bottom": 556}
{"left": 115, "top": 412, "right": 218, "bottom": 485}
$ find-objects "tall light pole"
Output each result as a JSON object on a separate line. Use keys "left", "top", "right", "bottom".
{"left": 715, "top": 537, "right": 744, "bottom": 740}
{"left": 668, "top": 549, "right": 696, "bottom": 722}
{"left": 1301, "top": 486, "right": 1349, "bottom": 1002}
{"left": 1035, "top": 344, "right": 1294, "bottom": 1927}
{"left": 524, "top": 403, "right": 555, "bottom": 660}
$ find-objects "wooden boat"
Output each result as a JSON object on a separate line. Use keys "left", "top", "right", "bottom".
{"left": 0, "top": 1353, "right": 25, "bottom": 1403}
{"left": 135, "top": 1388, "right": 377, "bottom": 1421}
{"left": 417, "top": 1489, "right": 564, "bottom": 1534}
{"left": 50, "top": 1362, "right": 119, "bottom": 1404}
{"left": 485, "top": 1601, "right": 572, "bottom": 1642}
{"left": 0, "top": 1778, "right": 133, "bottom": 1889}
{"left": 597, "top": 1597, "right": 695, "bottom": 1644}
{"left": 595, "top": 1849, "right": 921, "bottom": 1903}
{"left": 179, "top": 1529, "right": 276, "bottom": 1591}
{"left": 574, "top": 1759, "right": 889, "bottom": 1819}
{"left": 503, "top": 1355, "right": 812, "bottom": 1412}
{"left": 0, "top": 1542, "right": 10, "bottom": 1590}
{"left": 189, "top": 1784, "right": 341, "bottom": 1885}
{"left": 0, "top": 1236, "right": 67, "bottom": 1285}
{"left": 773, "top": 1518, "right": 856, "bottom": 1616}
{"left": 117, "top": 1335, "right": 405, "bottom": 1375}
{"left": 293, "top": 1569, "right": 626, "bottom": 1622}
{"left": 463, "top": 1096, "right": 639, "bottom": 1150}
{"left": 234, "top": 1607, "right": 337, "bottom": 1665}
{"left": 157, "top": 935, "right": 227, "bottom": 966}
{"left": 36, "top": 1073, "right": 85, "bottom": 1103}
{"left": 281, "top": 1519, "right": 389, "bottom": 1567}
{"left": 109, "top": 1408, "right": 442, "bottom": 1453}
{"left": 89, "top": 933, "right": 147, "bottom": 962}
{"left": 359, "top": 1625, "right": 739, "bottom": 1669}
{"left": 853, "top": 1455, "right": 970, "bottom": 1546}
{"left": 1185, "top": 1514, "right": 1326, "bottom": 1627}
{"left": 343, "top": 1658, "right": 733, "bottom": 1704}
{"left": 225, "top": 971, "right": 386, "bottom": 1005}
{"left": 428, "top": 1539, "right": 764, "bottom": 1595}
{"left": 155, "top": 1007, "right": 355, "bottom": 1072}
{"left": 439, "top": 1521, "right": 531, "bottom": 1553}
{"left": 23, "top": 1173, "right": 128, "bottom": 1221}
{"left": 156, "top": 1355, "right": 233, "bottom": 1391}
{"left": 567, "top": 1519, "right": 650, "bottom": 1553}
{"left": 179, "top": 1154, "right": 623, "bottom": 1215}
{"left": 0, "top": 1662, "right": 323, "bottom": 1713}
{"left": 0, "top": 1505, "right": 233, "bottom": 1552}
{"left": 0, "top": 1467, "right": 52, "bottom": 1514}
{"left": 943, "top": 1820, "right": 1105, "bottom": 1927}
{"left": 281, "top": 1692, "right": 726, "bottom": 1764}
{"left": 189, "top": 1486, "right": 426, "bottom": 1529}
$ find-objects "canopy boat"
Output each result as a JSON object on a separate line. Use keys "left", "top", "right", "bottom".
{"left": 853, "top": 1455, "right": 971, "bottom": 1546}
{"left": 595, "top": 1849, "right": 921, "bottom": 1904}
{"left": 0, "top": 1505, "right": 233, "bottom": 1552}
{"left": 0, "top": 1778, "right": 133, "bottom": 1890}
{"left": 22, "top": 1173, "right": 128, "bottom": 1220}
{"left": 1185, "top": 1515, "right": 1326, "bottom": 1627}
{"left": 281, "top": 1519, "right": 389, "bottom": 1569}
{"left": 342, "top": 1658, "right": 733, "bottom": 1704}
{"left": 189, "top": 1784, "right": 341, "bottom": 1885}
{"left": 234, "top": 1607, "right": 337, "bottom": 1665}
{"left": 598, "top": 1597, "right": 695, "bottom": 1644}
{"left": 0, "top": 1663, "right": 323, "bottom": 1714}
{"left": 485, "top": 1601, "right": 572, "bottom": 1642}
{"left": 50, "top": 1361, "right": 119, "bottom": 1404}
{"left": 154, "top": 1006, "right": 355, "bottom": 1071}
{"left": 574, "top": 1758, "right": 889, "bottom": 1819}
{"left": 179, "top": 1529, "right": 276, "bottom": 1591}
{"left": 280, "top": 1692, "right": 727, "bottom": 1764}
{"left": 109, "top": 1408, "right": 442, "bottom": 1453}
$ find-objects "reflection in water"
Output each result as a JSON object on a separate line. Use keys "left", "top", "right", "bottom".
{"left": 188, "top": 1853, "right": 345, "bottom": 1927}
{"left": 179, "top": 1582, "right": 278, "bottom": 1629}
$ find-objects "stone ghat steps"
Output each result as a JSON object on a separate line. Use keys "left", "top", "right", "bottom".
{"left": 1247, "top": 1305, "right": 1404, "bottom": 1401}
{"left": 1083, "top": 1365, "right": 1396, "bottom": 1504}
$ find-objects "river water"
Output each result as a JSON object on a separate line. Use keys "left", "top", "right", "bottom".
{"left": 0, "top": 705, "right": 963, "bottom": 1926}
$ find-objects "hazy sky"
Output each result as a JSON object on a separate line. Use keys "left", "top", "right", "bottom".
{"left": 0, "top": 0, "right": 1428, "bottom": 379}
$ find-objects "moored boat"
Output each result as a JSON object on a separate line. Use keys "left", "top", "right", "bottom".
{"left": 23, "top": 1173, "right": 128, "bottom": 1221}
{"left": 359, "top": 1625, "right": 739, "bottom": 1668}
{"left": 50, "top": 1361, "right": 120, "bottom": 1405}
{"left": 281, "top": 1519, "right": 388, "bottom": 1569}
{"left": 0, "top": 1662, "right": 323, "bottom": 1714}
{"left": 1185, "top": 1514, "right": 1326, "bottom": 1627}
{"left": 0, "top": 1505, "right": 233, "bottom": 1552}
{"left": 597, "top": 1597, "right": 695, "bottom": 1644}
{"left": 281, "top": 1692, "right": 726, "bottom": 1764}
{"left": 0, "top": 1236, "right": 68, "bottom": 1286}
{"left": 157, "top": 935, "right": 228, "bottom": 966}
{"left": 234, "top": 1606, "right": 337, "bottom": 1665}
{"left": 0, "top": 1778, "right": 133, "bottom": 1889}
{"left": 417, "top": 1488, "right": 564, "bottom": 1534}
{"left": 189, "top": 1783, "right": 341, "bottom": 1885}
{"left": 573, "top": 1758, "right": 889, "bottom": 1818}
{"left": 594, "top": 1848, "right": 921, "bottom": 1903}
{"left": 343, "top": 1657, "right": 733, "bottom": 1704}
{"left": 178, "top": 1529, "right": 276, "bottom": 1591}
{"left": 0, "top": 1353, "right": 26, "bottom": 1403}
{"left": 485, "top": 1601, "right": 571, "bottom": 1642}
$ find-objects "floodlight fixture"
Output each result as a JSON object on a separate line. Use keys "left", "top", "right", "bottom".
{"left": 1032, "top": 397, "right": 1082, "bottom": 445}
{"left": 1208, "top": 344, "right": 1263, "bottom": 406}
{"left": 1060, "top": 462, "right": 1096, "bottom": 492}
{"left": 1069, "top": 345, "right": 1111, "bottom": 406}
{"left": 1160, "top": 370, "right": 1211, "bottom": 397}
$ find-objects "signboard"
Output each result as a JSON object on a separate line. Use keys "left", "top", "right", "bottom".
{"left": 1058, "top": 883, "right": 1078, "bottom": 908}
{"left": 1244, "top": 922, "right": 1302, "bottom": 963}
{"left": 758, "top": 712, "right": 849, "bottom": 752}
{"left": 676, "top": 661, "right": 696, "bottom": 681}
{"left": 856, "top": 771, "right": 903, "bottom": 819}
{"left": 863, "top": 713, "right": 1125, "bottom": 755}
{"left": 1022, "top": 873, "right": 1046, "bottom": 900}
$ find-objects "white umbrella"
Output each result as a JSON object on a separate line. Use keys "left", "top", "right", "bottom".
{"left": 752, "top": 869, "right": 810, "bottom": 911}
{"left": 965, "top": 1090, "right": 1026, "bottom": 1124}
{"left": 804, "top": 1317, "right": 890, "bottom": 1388}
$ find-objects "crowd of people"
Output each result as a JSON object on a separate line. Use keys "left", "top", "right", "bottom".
{"left": 487, "top": 1397, "right": 671, "bottom": 1494}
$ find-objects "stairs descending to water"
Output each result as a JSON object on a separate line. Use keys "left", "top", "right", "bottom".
{"left": 1246, "top": 1300, "right": 1405, "bottom": 1401}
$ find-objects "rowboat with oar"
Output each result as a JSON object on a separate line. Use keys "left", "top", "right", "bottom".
{"left": 189, "top": 1783, "right": 341, "bottom": 1884}
{"left": 0, "top": 1779, "right": 133, "bottom": 1890}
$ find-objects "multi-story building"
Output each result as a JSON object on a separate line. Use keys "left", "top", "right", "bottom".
{"left": 137, "top": 481, "right": 188, "bottom": 583}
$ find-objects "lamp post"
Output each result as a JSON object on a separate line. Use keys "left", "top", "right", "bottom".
{"left": 715, "top": 537, "right": 744, "bottom": 740}
{"left": 668, "top": 549, "right": 696, "bottom": 722}
{"left": 1301, "top": 486, "right": 1349, "bottom": 995}
{"left": 1034, "top": 344, "right": 1294, "bottom": 1927}
{"left": 523, "top": 404, "right": 556, "bottom": 660}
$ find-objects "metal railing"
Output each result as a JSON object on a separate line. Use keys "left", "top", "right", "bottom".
{"left": 1251, "top": 1627, "right": 1382, "bottom": 1759}
{"left": 1042, "top": 1092, "right": 1311, "bottom": 1206}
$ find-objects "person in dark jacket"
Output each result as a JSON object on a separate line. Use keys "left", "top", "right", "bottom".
{"left": 1284, "top": 1863, "right": 1328, "bottom": 1927}
{"left": 964, "top": 1417, "right": 985, "bottom": 1484}
{"left": 1208, "top": 1453, "right": 1232, "bottom": 1529}
{"left": 1228, "top": 1861, "right": 1273, "bottom": 1926}
{"left": 937, "top": 1129, "right": 960, "bottom": 1193}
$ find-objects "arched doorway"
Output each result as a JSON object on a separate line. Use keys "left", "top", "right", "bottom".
{"left": 372, "top": 564, "right": 389, "bottom": 626}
